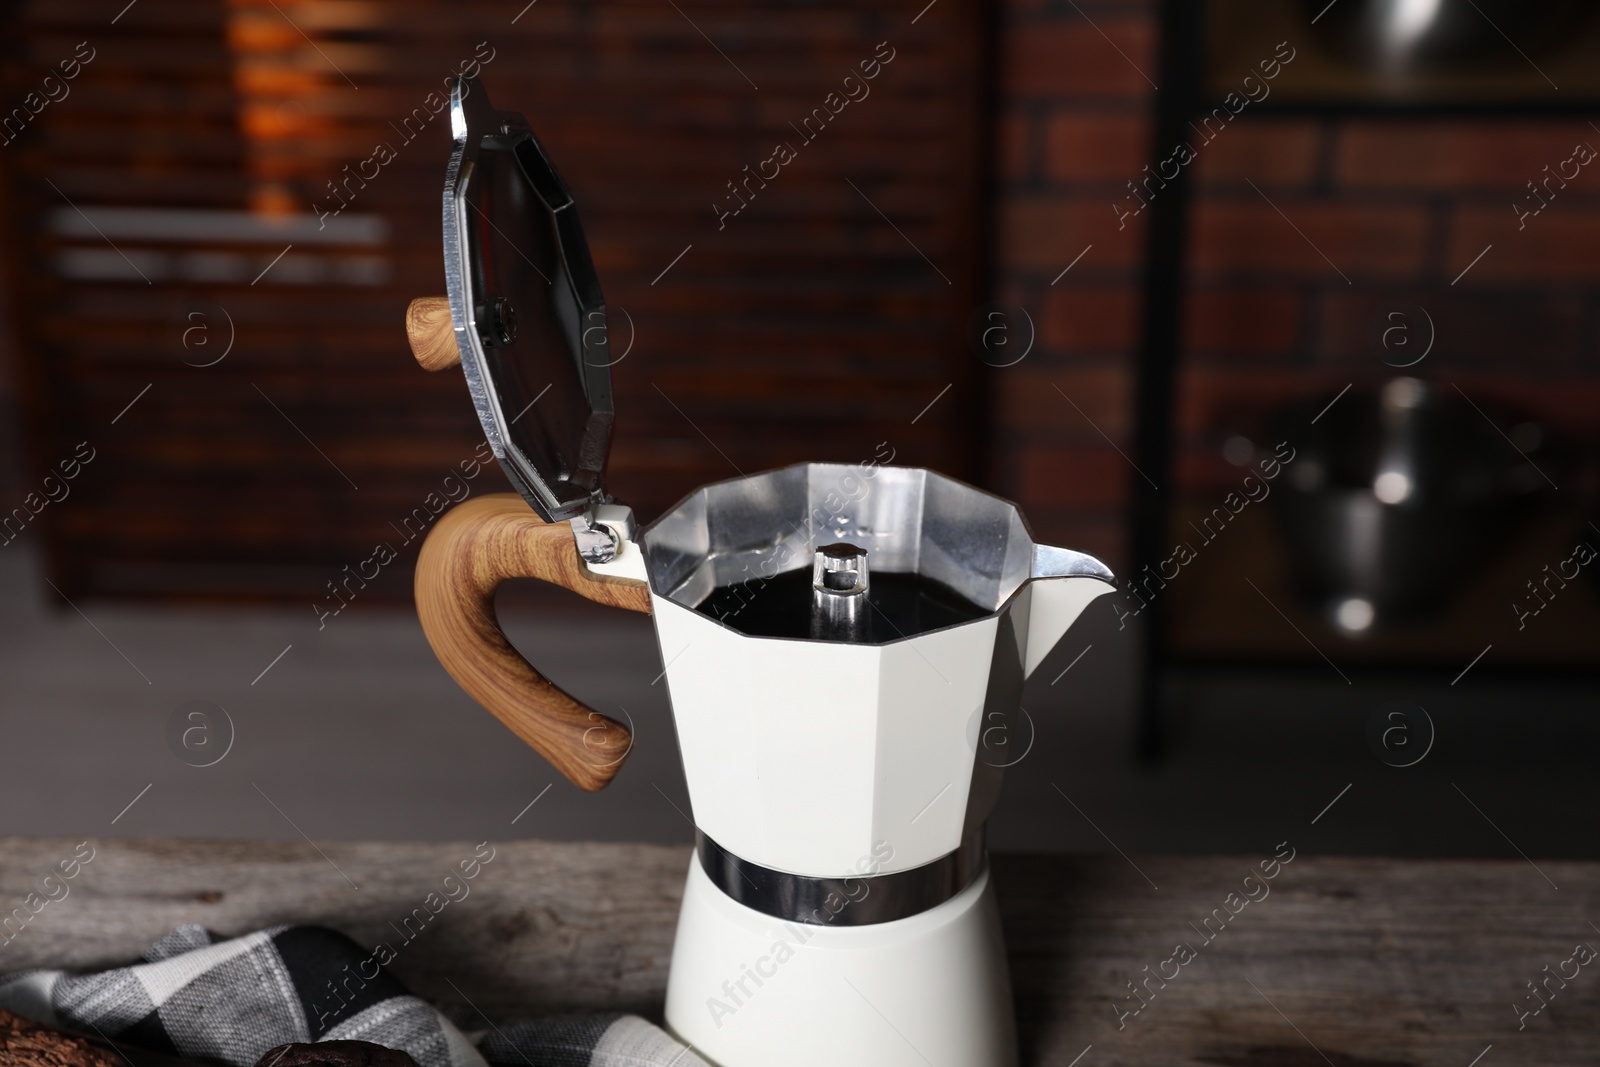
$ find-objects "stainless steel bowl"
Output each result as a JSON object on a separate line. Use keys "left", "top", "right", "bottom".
{"left": 1304, "top": 0, "right": 1593, "bottom": 75}
{"left": 1264, "top": 378, "right": 1551, "bottom": 634}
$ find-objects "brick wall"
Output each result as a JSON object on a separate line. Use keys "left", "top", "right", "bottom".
{"left": 992, "top": 0, "right": 1600, "bottom": 569}
{"left": 992, "top": 0, "right": 1155, "bottom": 568}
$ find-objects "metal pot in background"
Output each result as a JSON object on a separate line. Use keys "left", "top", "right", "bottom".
{"left": 1303, "top": 0, "right": 1594, "bottom": 75}
{"left": 1249, "top": 378, "right": 1553, "bottom": 635}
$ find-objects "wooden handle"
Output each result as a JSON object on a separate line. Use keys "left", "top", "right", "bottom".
{"left": 407, "top": 296, "right": 460, "bottom": 371}
{"left": 416, "top": 493, "right": 651, "bottom": 791}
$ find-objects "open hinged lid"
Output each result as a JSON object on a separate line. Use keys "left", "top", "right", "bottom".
{"left": 443, "top": 76, "right": 615, "bottom": 523}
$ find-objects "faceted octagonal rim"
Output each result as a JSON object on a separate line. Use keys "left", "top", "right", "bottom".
{"left": 635, "top": 462, "right": 1047, "bottom": 647}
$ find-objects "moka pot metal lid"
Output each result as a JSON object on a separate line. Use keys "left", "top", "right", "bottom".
{"left": 443, "top": 76, "right": 615, "bottom": 523}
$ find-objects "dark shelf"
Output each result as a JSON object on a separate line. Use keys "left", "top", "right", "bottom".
{"left": 1127, "top": 0, "right": 1600, "bottom": 751}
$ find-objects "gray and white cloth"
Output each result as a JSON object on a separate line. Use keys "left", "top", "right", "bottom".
{"left": 0, "top": 924, "right": 705, "bottom": 1067}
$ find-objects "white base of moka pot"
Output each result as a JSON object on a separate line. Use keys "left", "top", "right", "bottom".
{"left": 664, "top": 856, "right": 1018, "bottom": 1067}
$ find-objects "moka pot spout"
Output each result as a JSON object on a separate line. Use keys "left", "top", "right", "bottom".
{"left": 1019, "top": 543, "right": 1116, "bottom": 678}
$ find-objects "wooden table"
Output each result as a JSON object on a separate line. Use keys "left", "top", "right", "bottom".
{"left": 1, "top": 839, "right": 1592, "bottom": 1065}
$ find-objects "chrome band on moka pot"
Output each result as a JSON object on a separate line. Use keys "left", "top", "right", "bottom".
{"left": 696, "top": 828, "right": 986, "bottom": 928}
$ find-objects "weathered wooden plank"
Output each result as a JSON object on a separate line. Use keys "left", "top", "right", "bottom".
{"left": 0, "top": 840, "right": 1592, "bottom": 1065}
{"left": 0, "top": 839, "right": 686, "bottom": 1018}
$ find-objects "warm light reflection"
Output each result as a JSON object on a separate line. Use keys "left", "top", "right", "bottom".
{"left": 224, "top": 0, "right": 353, "bottom": 216}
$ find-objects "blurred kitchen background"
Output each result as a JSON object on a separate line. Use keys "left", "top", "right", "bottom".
{"left": 1, "top": 0, "right": 1597, "bottom": 858}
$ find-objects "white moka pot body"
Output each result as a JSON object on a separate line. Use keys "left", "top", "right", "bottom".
{"left": 622, "top": 463, "right": 1112, "bottom": 1067}
{"left": 649, "top": 574, "right": 1109, "bottom": 876}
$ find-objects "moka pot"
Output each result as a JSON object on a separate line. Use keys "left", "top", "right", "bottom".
{"left": 406, "top": 78, "right": 1116, "bottom": 1067}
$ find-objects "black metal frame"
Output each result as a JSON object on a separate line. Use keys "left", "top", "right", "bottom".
{"left": 1129, "top": 0, "right": 1202, "bottom": 759}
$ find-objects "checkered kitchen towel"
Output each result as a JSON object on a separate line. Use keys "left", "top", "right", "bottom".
{"left": 0, "top": 924, "right": 705, "bottom": 1067}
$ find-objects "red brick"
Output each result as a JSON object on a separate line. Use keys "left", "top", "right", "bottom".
{"left": 1042, "top": 285, "right": 1139, "bottom": 353}
{"left": 1183, "top": 287, "right": 1302, "bottom": 357}
{"left": 1014, "top": 444, "right": 1131, "bottom": 509}
{"left": 1313, "top": 290, "right": 1584, "bottom": 367}
{"left": 993, "top": 278, "right": 1032, "bottom": 308}
{"left": 1190, "top": 200, "right": 1429, "bottom": 281}
{"left": 1178, "top": 369, "right": 1347, "bottom": 436}
{"left": 994, "top": 365, "right": 1131, "bottom": 438}
{"left": 1447, "top": 207, "right": 1600, "bottom": 284}
{"left": 1193, "top": 119, "right": 1322, "bottom": 187}
{"left": 1000, "top": 194, "right": 1144, "bottom": 272}
{"left": 1044, "top": 113, "right": 1149, "bottom": 183}
{"left": 1336, "top": 120, "right": 1598, "bottom": 190}
{"left": 1174, "top": 448, "right": 1261, "bottom": 496}
{"left": 999, "top": 110, "right": 1035, "bottom": 184}
{"left": 1003, "top": 17, "right": 1157, "bottom": 99}
{"left": 1449, "top": 376, "right": 1600, "bottom": 447}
